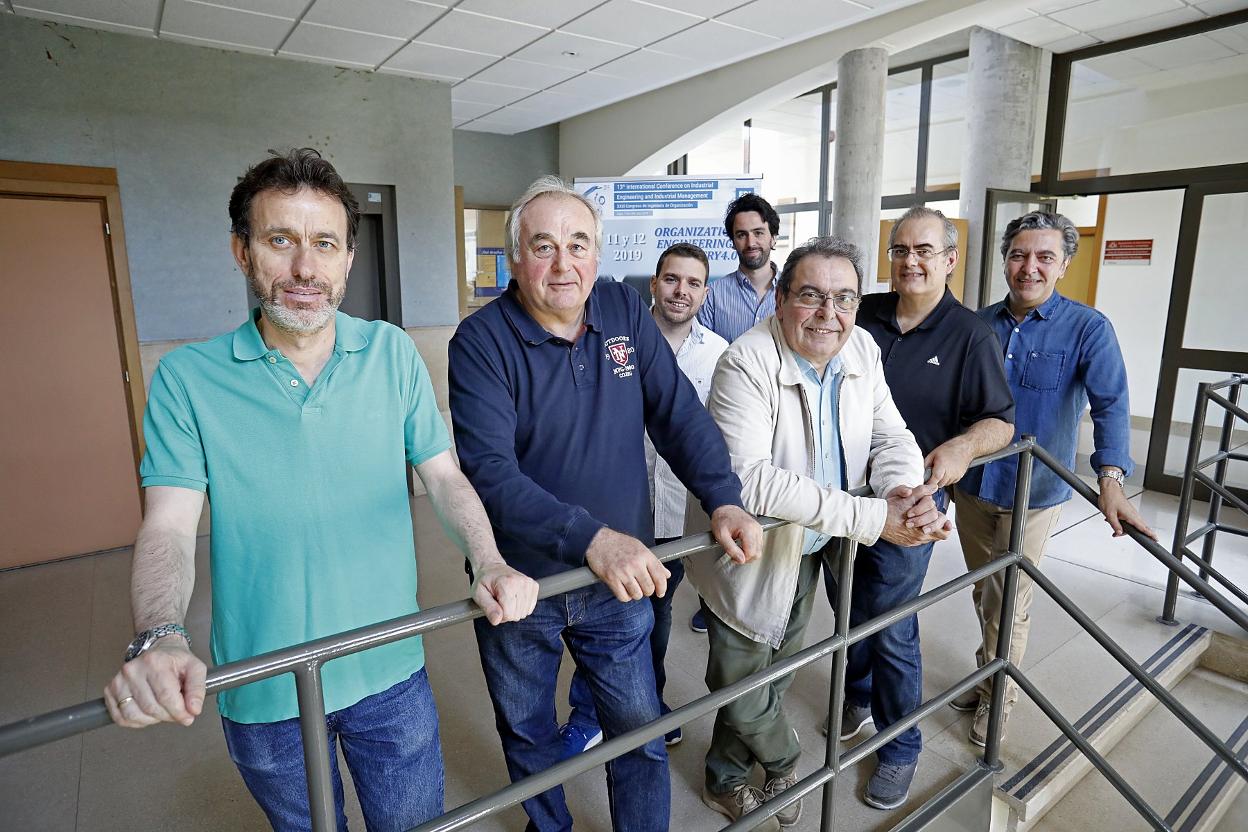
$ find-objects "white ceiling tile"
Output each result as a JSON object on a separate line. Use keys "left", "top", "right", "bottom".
{"left": 384, "top": 40, "right": 498, "bottom": 78}
{"left": 198, "top": 0, "right": 308, "bottom": 16}
{"left": 468, "top": 109, "right": 556, "bottom": 131}
{"left": 594, "top": 46, "right": 699, "bottom": 84}
{"left": 511, "top": 30, "right": 633, "bottom": 71}
{"left": 1195, "top": 0, "right": 1248, "bottom": 13}
{"left": 458, "top": 119, "right": 522, "bottom": 134}
{"left": 377, "top": 65, "right": 458, "bottom": 82}
{"left": 161, "top": 31, "right": 278, "bottom": 55}
{"left": 978, "top": 7, "right": 1038, "bottom": 28}
{"left": 649, "top": 18, "right": 778, "bottom": 62}
{"left": 1050, "top": 0, "right": 1185, "bottom": 31}
{"left": 1077, "top": 51, "right": 1160, "bottom": 80}
{"left": 1025, "top": 1, "right": 1093, "bottom": 12}
{"left": 161, "top": 0, "right": 291, "bottom": 50}
{"left": 562, "top": 0, "right": 700, "bottom": 47}
{"left": 15, "top": 0, "right": 158, "bottom": 31}
{"left": 452, "top": 78, "right": 537, "bottom": 105}
{"left": 717, "top": 0, "right": 869, "bottom": 40}
{"left": 456, "top": 0, "right": 604, "bottom": 29}
{"left": 1206, "top": 22, "right": 1248, "bottom": 53}
{"left": 659, "top": 0, "right": 747, "bottom": 16}
{"left": 1044, "top": 32, "right": 1100, "bottom": 52}
{"left": 1087, "top": 6, "right": 1204, "bottom": 43}
{"left": 304, "top": 0, "right": 445, "bottom": 39}
{"left": 1134, "top": 32, "right": 1235, "bottom": 69}
{"left": 451, "top": 99, "right": 498, "bottom": 119}
{"left": 470, "top": 57, "right": 581, "bottom": 88}
{"left": 419, "top": 8, "right": 547, "bottom": 53}
{"left": 999, "top": 15, "right": 1081, "bottom": 46}
{"left": 280, "top": 21, "right": 405, "bottom": 68}
{"left": 546, "top": 69, "right": 638, "bottom": 98}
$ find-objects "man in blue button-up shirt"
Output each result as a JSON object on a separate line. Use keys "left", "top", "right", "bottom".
{"left": 697, "top": 192, "right": 781, "bottom": 344}
{"left": 450, "top": 176, "right": 764, "bottom": 832}
{"left": 953, "top": 211, "right": 1157, "bottom": 745}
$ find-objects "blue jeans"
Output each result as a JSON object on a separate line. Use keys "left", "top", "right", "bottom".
{"left": 474, "top": 581, "right": 670, "bottom": 832}
{"left": 825, "top": 490, "right": 946, "bottom": 765}
{"left": 567, "top": 556, "right": 684, "bottom": 730}
{"left": 221, "top": 668, "right": 444, "bottom": 832}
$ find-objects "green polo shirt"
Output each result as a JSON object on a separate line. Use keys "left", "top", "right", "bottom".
{"left": 140, "top": 310, "right": 451, "bottom": 723}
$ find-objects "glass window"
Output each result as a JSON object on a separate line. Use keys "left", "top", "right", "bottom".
{"left": 771, "top": 210, "right": 819, "bottom": 269}
{"left": 1061, "top": 23, "right": 1248, "bottom": 179}
{"left": 749, "top": 91, "right": 823, "bottom": 205}
{"left": 1184, "top": 191, "right": 1248, "bottom": 352}
{"left": 882, "top": 69, "right": 922, "bottom": 196}
{"left": 925, "top": 58, "right": 968, "bottom": 191}
{"left": 823, "top": 86, "right": 838, "bottom": 201}
{"left": 685, "top": 121, "right": 747, "bottom": 176}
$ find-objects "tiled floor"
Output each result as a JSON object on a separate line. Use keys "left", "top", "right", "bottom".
{"left": 1, "top": 488, "right": 1244, "bottom": 831}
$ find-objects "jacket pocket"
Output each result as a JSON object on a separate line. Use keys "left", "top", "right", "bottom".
{"left": 1021, "top": 351, "right": 1066, "bottom": 391}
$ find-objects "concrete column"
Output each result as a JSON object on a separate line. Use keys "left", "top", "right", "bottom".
{"left": 832, "top": 47, "right": 888, "bottom": 288}
{"left": 959, "top": 27, "right": 1042, "bottom": 307}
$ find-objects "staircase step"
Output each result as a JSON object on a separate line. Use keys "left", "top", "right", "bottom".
{"left": 1031, "top": 668, "right": 1248, "bottom": 832}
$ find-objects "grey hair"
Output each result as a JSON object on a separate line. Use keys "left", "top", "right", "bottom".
{"left": 888, "top": 204, "right": 958, "bottom": 251}
{"left": 1000, "top": 211, "right": 1079, "bottom": 261}
{"left": 505, "top": 175, "right": 604, "bottom": 264}
{"left": 778, "top": 236, "right": 864, "bottom": 295}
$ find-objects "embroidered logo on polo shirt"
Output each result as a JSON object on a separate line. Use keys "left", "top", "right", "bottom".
{"left": 604, "top": 335, "right": 635, "bottom": 379}
{"left": 927, "top": 355, "right": 941, "bottom": 367}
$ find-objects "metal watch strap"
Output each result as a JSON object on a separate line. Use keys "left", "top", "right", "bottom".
{"left": 124, "top": 623, "right": 191, "bottom": 662}
{"left": 1098, "top": 468, "right": 1126, "bottom": 488}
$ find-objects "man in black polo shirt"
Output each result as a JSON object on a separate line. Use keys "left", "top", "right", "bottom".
{"left": 830, "top": 206, "right": 1015, "bottom": 810}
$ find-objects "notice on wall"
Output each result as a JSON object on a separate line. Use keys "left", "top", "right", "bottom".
{"left": 1104, "top": 239, "right": 1153, "bottom": 266}
{"left": 475, "top": 246, "right": 511, "bottom": 297}
{"left": 574, "top": 175, "right": 762, "bottom": 281}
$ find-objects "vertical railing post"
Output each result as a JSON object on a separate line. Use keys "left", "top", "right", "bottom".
{"left": 1199, "top": 376, "right": 1242, "bottom": 581}
{"left": 983, "top": 439, "right": 1032, "bottom": 770}
{"left": 821, "top": 538, "right": 857, "bottom": 832}
{"left": 1161, "top": 382, "right": 1211, "bottom": 625}
{"left": 295, "top": 663, "right": 337, "bottom": 832}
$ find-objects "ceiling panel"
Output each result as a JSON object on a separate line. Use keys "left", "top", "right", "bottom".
{"left": 419, "top": 9, "right": 546, "bottom": 53}
{"left": 1136, "top": 33, "right": 1236, "bottom": 69}
{"left": 1050, "top": 0, "right": 1186, "bottom": 31}
{"left": 472, "top": 57, "right": 582, "bottom": 89}
{"left": 1077, "top": 51, "right": 1162, "bottom": 80}
{"left": 657, "top": 0, "right": 748, "bottom": 15}
{"left": 451, "top": 99, "right": 497, "bottom": 120}
{"left": 562, "top": 0, "right": 700, "bottom": 47}
{"left": 1195, "top": 0, "right": 1248, "bottom": 13}
{"left": 998, "top": 15, "right": 1081, "bottom": 46}
{"left": 161, "top": 0, "right": 291, "bottom": 51}
{"left": 452, "top": 78, "right": 538, "bottom": 105}
{"left": 1206, "top": 22, "right": 1248, "bottom": 53}
{"left": 15, "top": 0, "right": 158, "bottom": 32}
{"left": 594, "top": 47, "right": 699, "bottom": 84}
{"left": 1025, "top": 0, "right": 1095, "bottom": 12}
{"left": 511, "top": 30, "right": 633, "bottom": 71}
{"left": 1087, "top": 6, "right": 1205, "bottom": 43}
{"left": 649, "top": 19, "right": 779, "bottom": 63}
{"left": 1044, "top": 32, "right": 1100, "bottom": 52}
{"left": 195, "top": 0, "right": 309, "bottom": 16}
{"left": 717, "top": 0, "right": 868, "bottom": 40}
{"left": 384, "top": 40, "right": 499, "bottom": 78}
{"left": 456, "top": 0, "right": 605, "bottom": 29}
{"left": 545, "top": 69, "right": 639, "bottom": 99}
{"left": 304, "top": 0, "right": 445, "bottom": 39}
{"left": 280, "top": 21, "right": 405, "bottom": 68}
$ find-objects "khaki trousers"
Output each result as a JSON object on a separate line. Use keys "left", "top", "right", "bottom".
{"left": 951, "top": 487, "right": 1063, "bottom": 706}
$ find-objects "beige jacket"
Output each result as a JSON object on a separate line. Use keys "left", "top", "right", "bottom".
{"left": 685, "top": 316, "right": 923, "bottom": 647}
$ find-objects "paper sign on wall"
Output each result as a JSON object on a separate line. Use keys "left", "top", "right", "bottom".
{"left": 1104, "top": 239, "right": 1153, "bottom": 266}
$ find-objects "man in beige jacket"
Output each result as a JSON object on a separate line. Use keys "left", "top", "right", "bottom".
{"left": 687, "top": 236, "right": 952, "bottom": 829}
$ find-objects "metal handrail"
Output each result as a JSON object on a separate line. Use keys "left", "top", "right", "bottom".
{"left": 1161, "top": 373, "right": 1247, "bottom": 624}
{"left": 2, "top": 438, "right": 1246, "bottom": 832}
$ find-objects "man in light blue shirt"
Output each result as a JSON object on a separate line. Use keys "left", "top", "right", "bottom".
{"left": 795, "top": 354, "right": 844, "bottom": 554}
{"left": 697, "top": 192, "right": 781, "bottom": 344}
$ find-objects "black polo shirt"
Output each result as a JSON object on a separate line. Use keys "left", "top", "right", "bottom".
{"left": 857, "top": 288, "right": 1014, "bottom": 456}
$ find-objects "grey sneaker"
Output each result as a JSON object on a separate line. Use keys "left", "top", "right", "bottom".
{"left": 839, "top": 701, "right": 874, "bottom": 741}
{"left": 702, "top": 784, "right": 782, "bottom": 831}
{"left": 970, "top": 699, "right": 1010, "bottom": 747}
{"left": 763, "top": 771, "right": 802, "bottom": 827}
{"left": 864, "top": 759, "right": 918, "bottom": 810}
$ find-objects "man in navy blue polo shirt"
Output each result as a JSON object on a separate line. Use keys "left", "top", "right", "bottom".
{"left": 841, "top": 206, "right": 1015, "bottom": 810}
{"left": 954, "top": 210, "right": 1157, "bottom": 746}
{"left": 449, "top": 176, "right": 764, "bottom": 832}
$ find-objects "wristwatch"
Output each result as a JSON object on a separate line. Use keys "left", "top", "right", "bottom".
{"left": 124, "top": 623, "right": 191, "bottom": 662}
{"left": 1097, "top": 468, "right": 1126, "bottom": 489}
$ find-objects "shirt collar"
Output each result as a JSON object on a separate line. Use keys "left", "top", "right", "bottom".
{"left": 792, "top": 351, "right": 843, "bottom": 384}
{"left": 996, "top": 289, "right": 1064, "bottom": 323}
{"left": 500, "top": 281, "right": 600, "bottom": 345}
{"left": 875, "top": 287, "right": 956, "bottom": 332}
{"left": 232, "top": 309, "right": 367, "bottom": 361}
{"left": 734, "top": 262, "right": 778, "bottom": 290}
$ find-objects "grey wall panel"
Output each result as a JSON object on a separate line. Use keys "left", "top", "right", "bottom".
{"left": 0, "top": 14, "right": 457, "bottom": 339}
{"left": 453, "top": 126, "right": 559, "bottom": 208}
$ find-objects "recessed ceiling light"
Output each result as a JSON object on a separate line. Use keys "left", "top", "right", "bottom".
{"left": 562, "top": 50, "right": 579, "bottom": 57}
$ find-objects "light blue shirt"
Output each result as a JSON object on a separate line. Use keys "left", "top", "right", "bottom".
{"left": 697, "top": 263, "right": 778, "bottom": 343}
{"left": 794, "top": 352, "right": 844, "bottom": 554}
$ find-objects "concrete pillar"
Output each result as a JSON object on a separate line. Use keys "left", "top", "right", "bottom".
{"left": 959, "top": 27, "right": 1042, "bottom": 307}
{"left": 832, "top": 47, "right": 888, "bottom": 288}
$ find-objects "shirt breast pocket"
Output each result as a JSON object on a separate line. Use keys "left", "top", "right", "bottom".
{"left": 1021, "top": 351, "right": 1066, "bottom": 392}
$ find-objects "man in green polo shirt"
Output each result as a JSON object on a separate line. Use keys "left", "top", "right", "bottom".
{"left": 103, "top": 148, "right": 538, "bottom": 831}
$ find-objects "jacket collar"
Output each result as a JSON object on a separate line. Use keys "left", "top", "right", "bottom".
{"left": 768, "top": 315, "right": 867, "bottom": 387}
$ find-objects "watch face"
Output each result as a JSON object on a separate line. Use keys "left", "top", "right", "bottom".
{"left": 124, "top": 633, "right": 151, "bottom": 662}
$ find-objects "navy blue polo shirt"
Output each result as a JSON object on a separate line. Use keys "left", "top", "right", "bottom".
{"left": 857, "top": 288, "right": 1014, "bottom": 456}
{"left": 449, "top": 280, "right": 744, "bottom": 579}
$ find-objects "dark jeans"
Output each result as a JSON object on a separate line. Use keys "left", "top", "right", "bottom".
{"left": 567, "top": 555, "right": 685, "bottom": 730}
{"left": 221, "top": 668, "right": 444, "bottom": 832}
{"left": 474, "top": 581, "right": 669, "bottom": 832}
{"left": 825, "top": 490, "right": 946, "bottom": 765}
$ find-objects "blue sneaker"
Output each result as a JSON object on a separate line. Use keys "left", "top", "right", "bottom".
{"left": 690, "top": 609, "right": 708, "bottom": 633}
{"left": 864, "top": 759, "right": 918, "bottom": 810}
{"left": 558, "top": 722, "right": 603, "bottom": 761}
{"left": 660, "top": 702, "right": 682, "bottom": 746}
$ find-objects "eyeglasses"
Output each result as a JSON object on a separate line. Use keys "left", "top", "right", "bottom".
{"left": 791, "top": 288, "right": 861, "bottom": 312}
{"left": 887, "top": 245, "right": 953, "bottom": 262}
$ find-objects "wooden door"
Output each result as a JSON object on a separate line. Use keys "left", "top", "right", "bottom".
{"left": 1058, "top": 227, "right": 1101, "bottom": 306}
{"left": 0, "top": 195, "right": 142, "bottom": 567}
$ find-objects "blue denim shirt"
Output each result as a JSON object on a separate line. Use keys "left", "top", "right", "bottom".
{"left": 959, "top": 291, "right": 1134, "bottom": 509}
{"left": 794, "top": 352, "right": 844, "bottom": 554}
